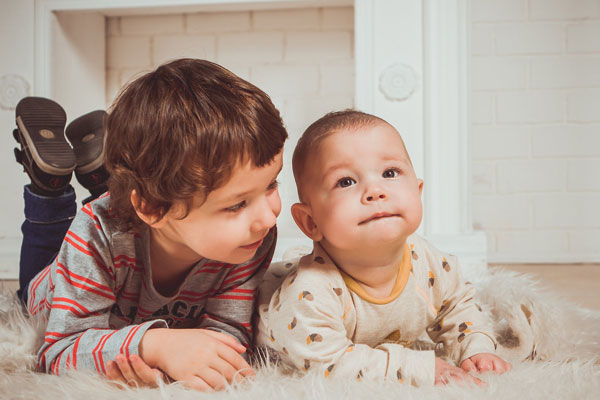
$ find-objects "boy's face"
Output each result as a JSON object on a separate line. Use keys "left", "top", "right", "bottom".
{"left": 297, "top": 124, "right": 423, "bottom": 253}
{"left": 155, "top": 151, "right": 283, "bottom": 265}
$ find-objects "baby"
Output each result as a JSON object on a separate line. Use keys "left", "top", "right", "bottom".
{"left": 256, "top": 110, "right": 510, "bottom": 386}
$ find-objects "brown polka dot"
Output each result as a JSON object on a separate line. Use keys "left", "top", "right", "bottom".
{"left": 357, "top": 370, "right": 363, "bottom": 380}
{"left": 299, "top": 291, "right": 314, "bottom": 301}
{"left": 282, "top": 347, "right": 289, "bottom": 355}
{"left": 285, "top": 262, "right": 293, "bottom": 268}
{"left": 396, "top": 368, "right": 403, "bottom": 382}
{"left": 288, "top": 317, "right": 297, "bottom": 330}
{"left": 306, "top": 333, "right": 323, "bottom": 344}
{"left": 458, "top": 333, "right": 465, "bottom": 343}
{"left": 324, "top": 364, "right": 335, "bottom": 377}
{"left": 458, "top": 321, "right": 472, "bottom": 332}
{"left": 442, "top": 258, "right": 451, "bottom": 272}
{"left": 333, "top": 287, "right": 343, "bottom": 296}
{"left": 346, "top": 344, "right": 355, "bottom": 352}
{"left": 269, "top": 330, "right": 275, "bottom": 342}
{"left": 304, "top": 359, "right": 311, "bottom": 371}
{"left": 314, "top": 256, "right": 325, "bottom": 264}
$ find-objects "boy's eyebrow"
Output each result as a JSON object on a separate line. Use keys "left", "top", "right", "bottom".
{"left": 222, "top": 164, "right": 283, "bottom": 203}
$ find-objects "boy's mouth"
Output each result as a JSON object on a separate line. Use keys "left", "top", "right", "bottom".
{"left": 240, "top": 237, "right": 264, "bottom": 250}
{"left": 359, "top": 212, "right": 400, "bottom": 225}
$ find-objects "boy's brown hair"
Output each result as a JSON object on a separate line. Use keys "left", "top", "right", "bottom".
{"left": 105, "top": 58, "right": 288, "bottom": 229}
{"left": 292, "top": 109, "right": 387, "bottom": 201}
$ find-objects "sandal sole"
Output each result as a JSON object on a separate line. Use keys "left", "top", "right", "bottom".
{"left": 65, "top": 110, "right": 107, "bottom": 174}
{"left": 15, "top": 97, "right": 76, "bottom": 176}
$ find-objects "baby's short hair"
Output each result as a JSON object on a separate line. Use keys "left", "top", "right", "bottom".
{"left": 105, "top": 58, "right": 288, "bottom": 229}
{"left": 292, "top": 110, "right": 386, "bottom": 201}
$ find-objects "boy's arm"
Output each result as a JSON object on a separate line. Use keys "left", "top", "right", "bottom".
{"left": 198, "top": 227, "right": 277, "bottom": 351}
{"left": 263, "top": 270, "right": 435, "bottom": 386}
{"left": 425, "top": 255, "right": 497, "bottom": 364}
{"left": 29, "top": 205, "right": 167, "bottom": 375}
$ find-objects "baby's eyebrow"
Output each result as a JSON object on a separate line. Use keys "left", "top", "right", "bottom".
{"left": 320, "top": 162, "right": 353, "bottom": 183}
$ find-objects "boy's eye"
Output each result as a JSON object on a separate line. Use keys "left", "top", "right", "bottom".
{"left": 225, "top": 200, "right": 246, "bottom": 212}
{"left": 383, "top": 168, "right": 400, "bottom": 178}
{"left": 336, "top": 177, "right": 356, "bottom": 188}
{"left": 267, "top": 179, "right": 280, "bottom": 191}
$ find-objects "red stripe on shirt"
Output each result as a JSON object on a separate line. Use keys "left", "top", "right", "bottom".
{"left": 213, "top": 294, "right": 254, "bottom": 301}
{"left": 56, "top": 263, "right": 116, "bottom": 300}
{"left": 123, "top": 325, "right": 143, "bottom": 358}
{"left": 82, "top": 204, "right": 102, "bottom": 230}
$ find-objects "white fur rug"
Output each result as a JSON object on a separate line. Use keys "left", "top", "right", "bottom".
{"left": 1, "top": 266, "right": 599, "bottom": 400}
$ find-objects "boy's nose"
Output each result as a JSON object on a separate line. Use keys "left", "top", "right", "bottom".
{"left": 251, "top": 199, "right": 279, "bottom": 232}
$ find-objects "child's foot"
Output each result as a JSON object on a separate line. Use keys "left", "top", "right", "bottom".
{"left": 65, "top": 110, "right": 109, "bottom": 197}
{"left": 14, "top": 97, "right": 76, "bottom": 196}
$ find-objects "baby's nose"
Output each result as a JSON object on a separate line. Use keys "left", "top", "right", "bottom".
{"left": 363, "top": 187, "right": 387, "bottom": 202}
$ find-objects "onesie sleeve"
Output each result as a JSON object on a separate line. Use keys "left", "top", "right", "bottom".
{"left": 425, "top": 254, "right": 496, "bottom": 364}
{"left": 264, "top": 261, "right": 434, "bottom": 386}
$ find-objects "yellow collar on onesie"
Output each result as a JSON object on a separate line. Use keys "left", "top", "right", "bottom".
{"left": 314, "top": 243, "right": 413, "bottom": 305}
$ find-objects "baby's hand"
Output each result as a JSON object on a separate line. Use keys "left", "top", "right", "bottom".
{"left": 106, "top": 353, "right": 163, "bottom": 388}
{"left": 460, "top": 353, "right": 511, "bottom": 374}
{"left": 435, "top": 357, "right": 486, "bottom": 387}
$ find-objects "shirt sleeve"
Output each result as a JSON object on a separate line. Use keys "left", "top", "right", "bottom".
{"left": 28, "top": 203, "right": 167, "bottom": 375}
{"left": 198, "top": 226, "right": 277, "bottom": 352}
{"left": 425, "top": 255, "right": 497, "bottom": 364}
{"left": 265, "top": 267, "right": 435, "bottom": 386}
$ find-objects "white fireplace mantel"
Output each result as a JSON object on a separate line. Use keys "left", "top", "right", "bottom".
{"left": 18, "top": 0, "right": 485, "bottom": 277}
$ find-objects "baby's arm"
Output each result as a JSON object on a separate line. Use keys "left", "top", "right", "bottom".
{"left": 425, "top": 256, "right": 509, "bottom": 373}
{"left": 263, "top": 271, "right": 435, "bottom": 386}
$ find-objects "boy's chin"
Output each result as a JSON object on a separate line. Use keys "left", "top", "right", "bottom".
{"left": 221, "top": 248, "right": 258, "bottom": 265}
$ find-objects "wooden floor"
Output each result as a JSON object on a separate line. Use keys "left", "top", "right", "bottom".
{"left": 490, "top": 263, "right": 600, "bottom": 311}
{"left": 2, "top": 264, "right": 599, "bottom": 310}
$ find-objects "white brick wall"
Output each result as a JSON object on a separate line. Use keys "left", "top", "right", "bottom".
{"left": 104, "top": 3, "right": 599, "bottom": 263}
{"left": 105, "top": 7, "right": 355, "bottom": 247}
{"left": 471, "top": 0, "right": 600, "bottom": 262}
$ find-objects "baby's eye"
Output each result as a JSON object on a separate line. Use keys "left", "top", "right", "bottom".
{"left": 225, "top": 200, "right": 246, "bottom": 213}
{"left": 383, "top": 168, "right": 400, "bottom": 178}
{"left": 336, "top": 177, "right": 356, "bottom": 188}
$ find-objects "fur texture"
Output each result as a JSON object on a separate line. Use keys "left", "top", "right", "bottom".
{"left": 1, "top": 267, "right": 599, "bottom": 400}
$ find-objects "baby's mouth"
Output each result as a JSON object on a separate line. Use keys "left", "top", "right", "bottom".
{"left": 359, "top": 212, "right": 400, "bottom": 225}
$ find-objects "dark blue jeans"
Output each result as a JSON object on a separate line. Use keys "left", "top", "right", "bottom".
{"left": 18, "top": 185, "right": 77, "bottom": 302}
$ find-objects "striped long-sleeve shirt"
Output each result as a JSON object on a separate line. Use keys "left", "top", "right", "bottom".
{"left": 27, "top": 194, "right": 276, "bottom": 375}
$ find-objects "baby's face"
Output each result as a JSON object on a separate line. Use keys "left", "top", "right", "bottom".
{"left": 301, "top": 123, "right": 423, "bottom": 252}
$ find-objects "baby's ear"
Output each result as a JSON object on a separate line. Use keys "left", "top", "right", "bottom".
{"left": 130, "top": 190, "right": 168, "bottom": 228}
{"left": 291, "top": 203, "right": 323, "bottom": 242}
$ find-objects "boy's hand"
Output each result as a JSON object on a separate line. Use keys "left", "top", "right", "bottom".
{"left": 140, "top": 328, "right": 255, "bottom": 391}
{"left": 435, "top": 357, "right": 486, "bottom": 387}
{"left": 106, "top": 353, "right": 163, "bottom": 388}
{"left": 460, "top": 353, "right": 511, "bottom": 374}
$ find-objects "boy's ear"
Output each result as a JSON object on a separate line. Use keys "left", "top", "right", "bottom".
{"left": 130, "top": 190, "right": 168, "bottom": 228}
{"left": 291, "top": 202, "right": 323, "bottom": 242}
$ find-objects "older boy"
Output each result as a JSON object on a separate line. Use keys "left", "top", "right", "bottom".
{"left": 256, "top": 110, "right": 510, "bottom": 386}
{"left": 14, "top": 59, "right": 287, "bottom": 391}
